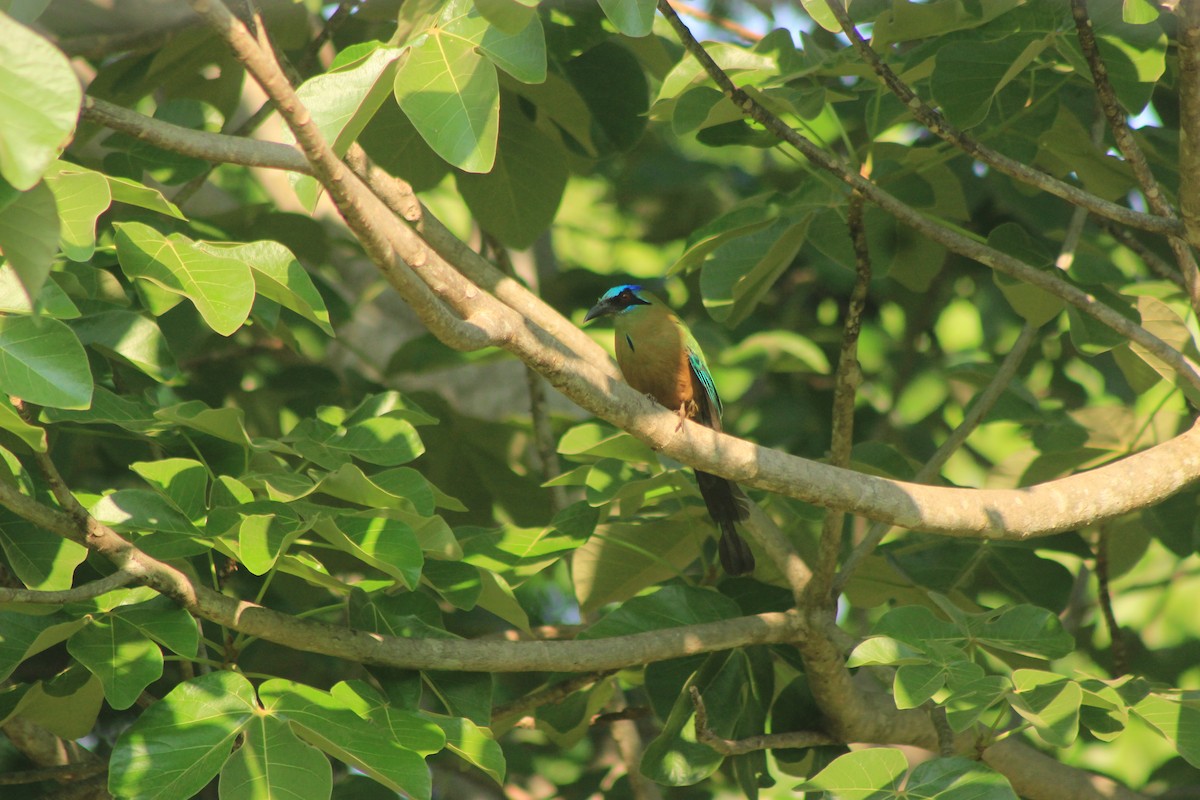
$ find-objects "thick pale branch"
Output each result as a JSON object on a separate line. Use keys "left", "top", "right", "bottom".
{"left": 659, "top": 0, "right": 1200, "bottom": 395}
{"left": 81, "top": 75, "right": 1200, "bottom": 541}
{"left": 822, "top": 0, "right": 1180, "bottom": 239}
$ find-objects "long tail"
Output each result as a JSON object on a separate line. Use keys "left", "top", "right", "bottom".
{"left": 694, "top": 470, "right": 754, "bottom": 575}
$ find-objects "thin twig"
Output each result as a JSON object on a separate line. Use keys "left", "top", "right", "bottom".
{"left": 688, "top": 686, "right": 838, "bottom": 754}
{"left": 0, "top": 572, "right": 136, "bottom": 604}
{"left": 1069, "top": 0, "right": 1200, "bottom": 316}
{"left": 1094, "top": 528, "right": 1128, "bottom": 676}
{"left": 656, "top": 0, "right": 1200, "bottom": 395}
{"left": 492, "top": 671, "right": 616, "bottom": 725}
{"left": 1177, "top": 1, "right": 1200, "bottom": 250}
{"left": 806, "top": 191, "right": 871, "bottom": 606}
{"left": 833, "top": 323, "right": 1040, "bottom": 592}
{"left": 667, "top": 0, "right": 761, "bottom": 42}
{"left": 820, "top": 0, "right": 1179, "bottom": 238}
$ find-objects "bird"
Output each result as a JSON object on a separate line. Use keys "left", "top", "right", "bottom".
{"left": 584, "top": 284, "right": 754, "bottom": 575}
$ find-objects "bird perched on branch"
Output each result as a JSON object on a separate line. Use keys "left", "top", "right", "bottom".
{"left": 584, "top": 285, "right": 754, "bottom": 575}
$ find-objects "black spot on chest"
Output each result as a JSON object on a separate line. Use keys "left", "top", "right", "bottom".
{"left": 625, "top": 333, "right": 635, "bottom": 353}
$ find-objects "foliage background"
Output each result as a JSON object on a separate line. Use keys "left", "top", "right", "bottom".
{"left": 0, "top": 0, "right": 1199, "bottom": 798}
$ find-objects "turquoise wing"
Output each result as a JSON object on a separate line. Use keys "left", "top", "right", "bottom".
{"left": 686, "top": 345, "right": 722, "bottom": 419}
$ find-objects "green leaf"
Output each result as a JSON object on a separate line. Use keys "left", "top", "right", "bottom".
{"left": 109, "top": 671, "right": 257, "bottom": 800}
{"left": 219, "top": 713, "right": 332, "bottom": 800}
{"left": 126, "top": 461, "right": 206, "bottom": 525}
{"left": 105, "top": 173, "right": 185, "bottom": 219}
{"left": 847, "top": 636, "right": 926, "bottom": 667}
{"left": 701, "top": 215, "right": 810, "bottom": 326}
{"left": 89, "top": 489, "right": 201, "bottom": 536}
{"left": 0, "top": 13, "right": 81, "bottom": 190}
{"left": 312, "top": 513, "right": 423, "bottom": 589}
{"left": 796, "top": 747, "right": 907, "bottom": 797}
{"left": 930, "top": 35, "right": 1049, "bottom": 128}
{"left": 968, "top": 605, "right": 1075, "bottom": 659}
{"left": 0, "top": 181, "right": 59, "bottom": 299}
{"left": 113, "top": 595, "right": 200, "bottom": 658}
{"left": 70, "top": 310, "right": 179, "bottom": 383}
{"left": 67, "top": 615, "right": 163, "bottom": 710}
{"left": 1134, "top": 693, "right": 1200, "bottom": 768}
{"left": 558, "top": 421, "right": 658, "bottom": 462}
{"left": 437, "top": 0, "right": 546, "bottom": 84}
{"left": 0, "top": 512, "right": 85, "bottom": 588}
{"left": 573, "top": 517, "right": 710, "bottom": 614}
{"left": 597, "top": 0, "right": 655, "bottom": 37}
{"left": 394, "top": 31, "right": 499, "bottom": 173}
{"left": 114, "top": 221, "right": 255, "bottom": 336}
{"left": 906, "top": 757, "right": 1018, "bottom": 800}
{"left": 428, "top": 714, "right": 505, "bottom": 784}
{"left": 582, "top": 585, "right": 740, "bottom": 639}
{"left": 0, "top": 397, "right": 45, "bottom": 451}
{"left": 194, "top": 240, "right": 333, "bottom": 335}
{"left": 259, "top": 679, "right": 442, "bottom": 799}
{"left": 44, "top": 165, "right": 111, "bottom": 261}
{"left": 457, "top": 105, "right": 567, "bottom": 250}
{"left": 1009, "top": 670, "right": 1082, "bottom": 748}
{"left": 289, "top": 46, "right": 402, "bottom": 210}
{"left": 0, "top": 314, "right": 92, "bottom": 408}
{"left": 0, "top": 264, "right": 79, "bottom": 318}
{"left": 0, "top": 609, "right": 85, "bottom": 680}
{"left": 154, "top": 400, "right": 253, "bottom": 448}
{"left": 339, "top": 416, "right": 425, "bottom": 465}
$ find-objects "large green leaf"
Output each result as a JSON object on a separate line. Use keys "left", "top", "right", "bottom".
{"left": 930, "top": 35, "right": 1050, "bottom": 128}
{"left": 799, "top": 751, "right": 1018, "bottom": 800}
{"left": 428, "top": 714, "right": 505, "bottom": 784}
{"left": 700, "top": 215, "right": 811, "bottom": 326}
{"left": 597, "top": 0, "right": 656, "bottom": 37}
{"left": 194, "top": 240, "right": 333, "bottom": 335}
{"left": 1009, "top": 669, "right": 1082, "bottom": 748}
{"left": 0, "top": 314, "right": 92, "bottom": 409}
{"left": 44, "top": 165, "right": 111, "bottom": 262}
{"left": 0, "top": 181, "right": 59, "bottom": 300}
{"left": 457, "top": 104, "right": 568, "bottom": 249}
{"left": 67, "top": 616, "right": 163, "bottom": 710}
{"left": 394, "top": 31, "right": 499, "bottom": 173}
{"left": 1134, "top": 693, "right": 1200, "bottom": 768}
{"left": 0, "top": 13, "right": 81, "bottom": 190}
{"left": 312, "top": 513, "right": 424, "bottom": 589}
{"left": 0, "top": 609, "right": 85, "bottom": 681}
{"left": 0, "top": 512, "right": 85, "bottom": 588}
{"left": 258, "top": 679, "right": 442, "bottom": 800}
{"left": 218, "top": 713, "right": 332, "bottom": 800}
{"left": 582, "top": 585, "right": 740, "bottom": 639}
{"left": 109, "top": 671, "right": 257, "bottom": 800}
{"left": 289, "top": 45, "right": 402, "bottom": 211}
{"left": 114, "top": 221, "right": 255, "bottom": 336}
{"left": 70, "top": 310, "right": 179, "bottom": 384}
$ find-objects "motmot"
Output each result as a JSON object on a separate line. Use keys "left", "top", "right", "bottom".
{"left": 584, "top": 285, "right": 754, "bottom": 575}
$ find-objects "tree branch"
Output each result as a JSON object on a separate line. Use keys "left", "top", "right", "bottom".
{"left": 807, "top": 190, "right": 870, "bottom": 605}
{"left": 0, "top": 477, "right": 807, "bottom": 672}
{"left": 658, "top": 0, "right": 1200, "bottom": 395}
{"left": 1179, "top": 0, "right": 1200, "bottom": 250}
{"left": 0, "top": 572, "right": 135, "bottom": 605}
{"left": 1069, "top": 0, "right": 1200, "bottom": 316}
{"left": 821, "top": 0, "right": 1180, "bottom": 239}
{"left": 688, "top": 686, "right": 838, "bottom": 754}
{"left": 79, "top": 58, "right": 1200, "bottom": 543}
